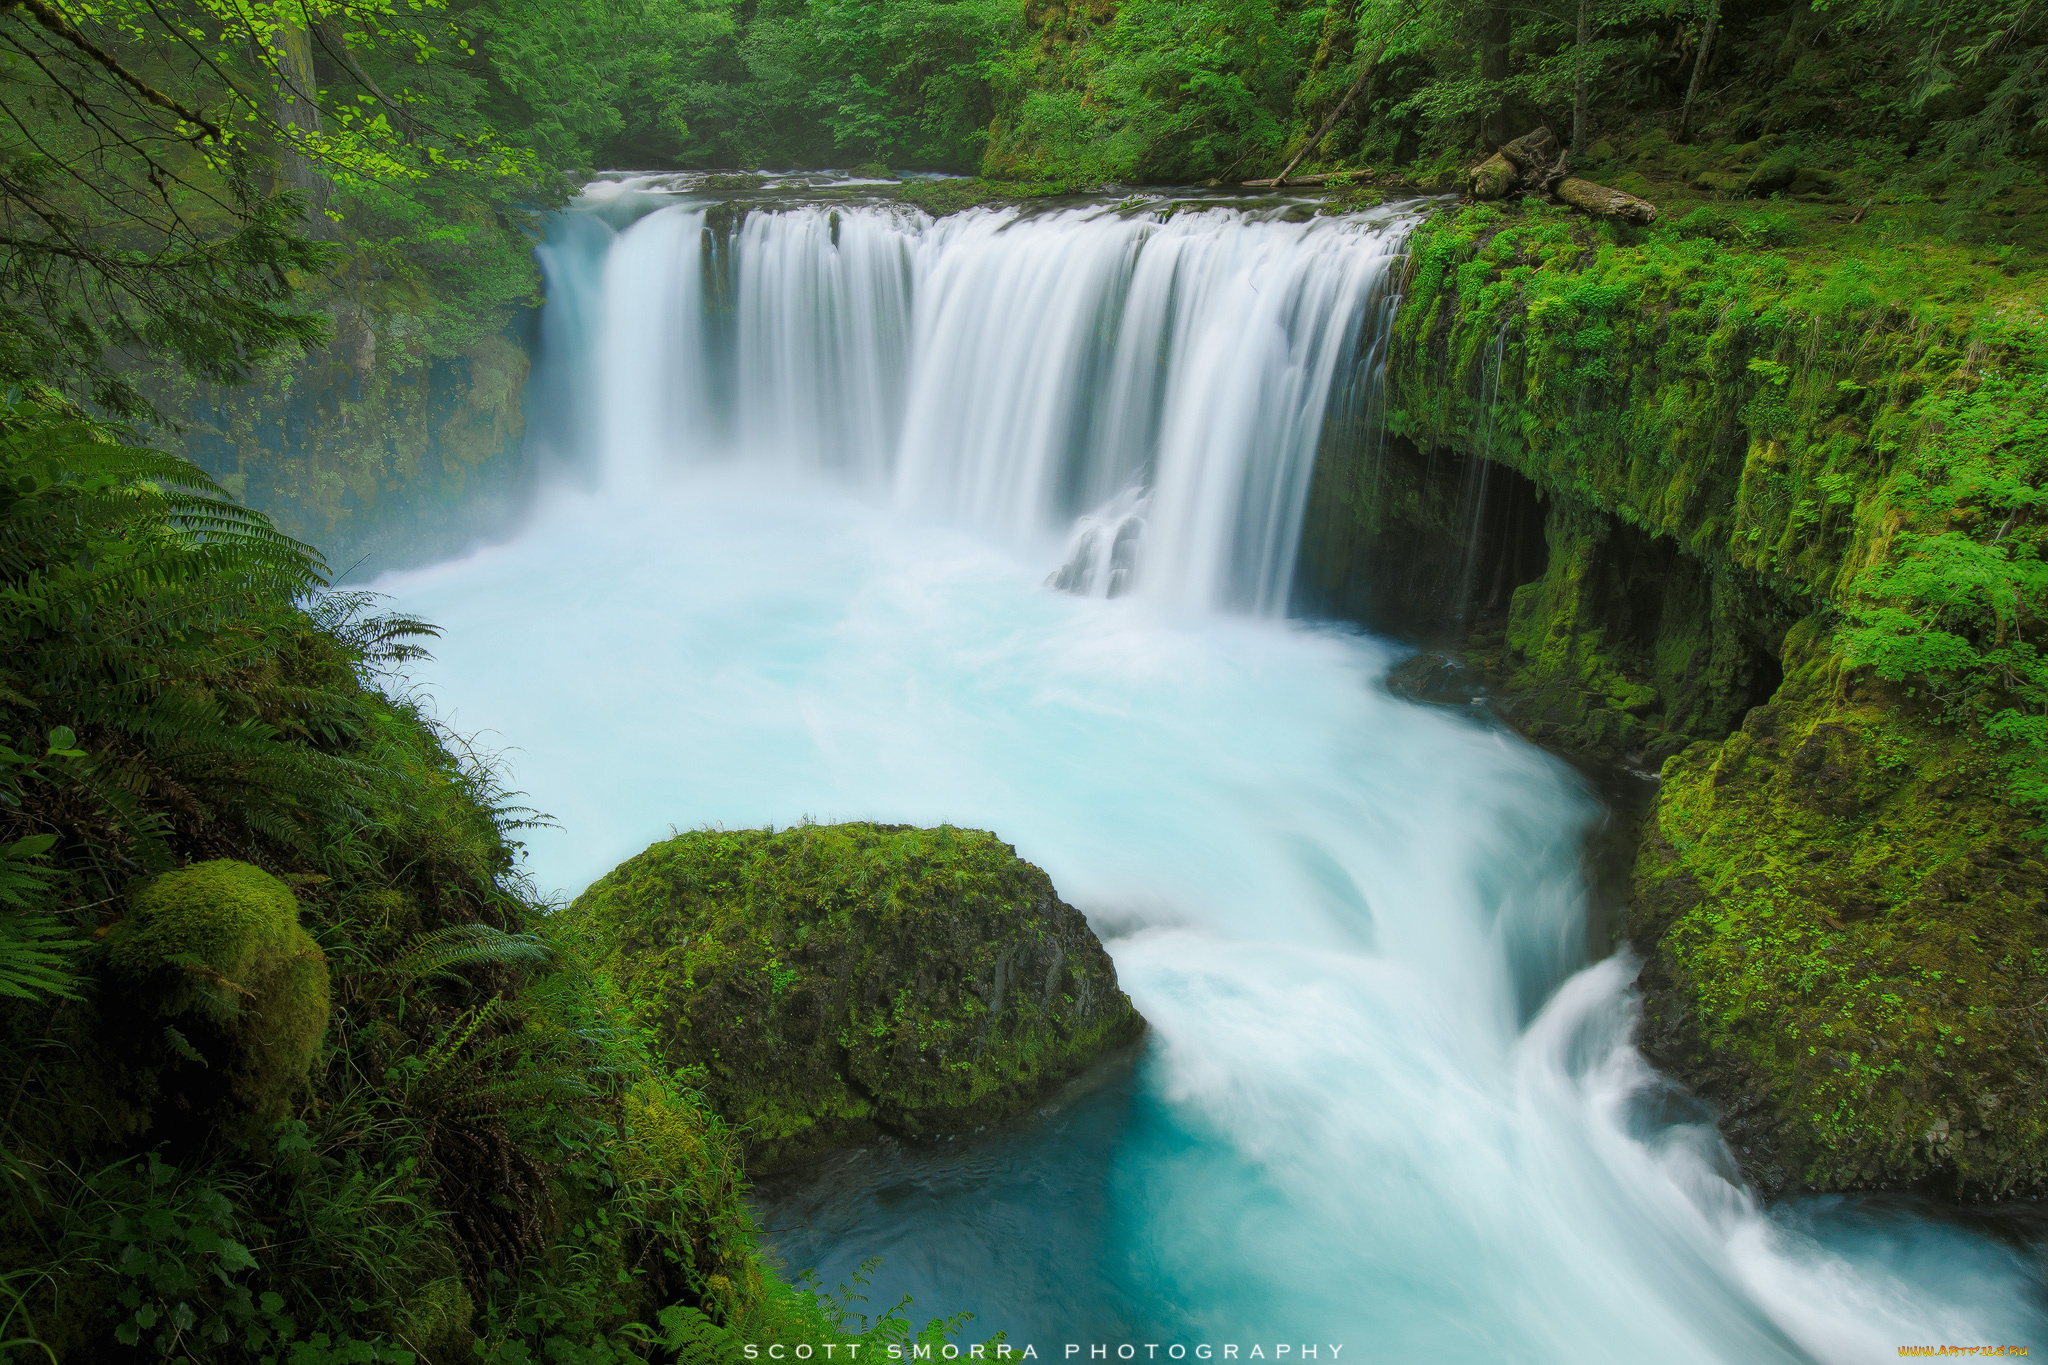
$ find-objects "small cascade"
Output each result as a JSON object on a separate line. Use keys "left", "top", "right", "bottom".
{"left": 1048, "top": 485, "right": 1148, "bottom": 598}
{"left": 1451, "top": 321, "right": 1514, "bottom": 624}
{"left": 536, "top": 189, "right": 1419, "bottom": 614}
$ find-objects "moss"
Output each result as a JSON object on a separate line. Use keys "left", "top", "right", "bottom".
{"left": 107, "top": 859, "right": 332, "bottom": 1132}
{"left": 1632, "top": 620, "right": 2048, "bottom": 1198}
{"left": 890, "top": 177, "right": 1084, "bottom": 218}
{"left": 396, "top": 1277, "right": 475, "bottom": 1365}
{"left": 568, "top": 822, "right": 1144, "bottom": 1171}
{"left": 617, "top": 1076, "right": 767, "bottom": 1321}
{"left": 1494, "top": 497, "right": 1792, "bottom": 765}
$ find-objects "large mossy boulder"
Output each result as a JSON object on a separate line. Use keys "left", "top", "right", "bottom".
{"left": 1631, "top": 621, "right": 2048, "bottom": 1200}
{"left": 569, "top": 822, "right": 1144, "bottom": 1170}
{"left": 105, "top": 859, "right": 331, "bottom": 1135}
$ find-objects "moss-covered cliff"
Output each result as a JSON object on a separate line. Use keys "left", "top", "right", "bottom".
{"left": 568, "top": 822, "right": 1145, "bottom": 1172}
{"left": 1304, "top": 175, "right": 2048, "bottom": 1197}
{"left": 1634, "top": 620, "right": 2048, "bottom": 1198}
{"left": 148, "top": 187, "right": 550, "bottom": 580}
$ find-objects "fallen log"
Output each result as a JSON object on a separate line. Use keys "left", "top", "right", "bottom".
{"left": 1240, "top": 173, "right": 1341, "bottom": 187}
{"left": 1557, "top": 177, "right": 1659, "bottom": 224}
{"left": 1469, "top": 153, "right": 1518, "bottom": 200}
{"left": 1497, "top": 127, "right": 1560, "bottom": 175}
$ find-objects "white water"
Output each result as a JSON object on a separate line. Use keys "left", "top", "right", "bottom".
{"left": 382, "top": 181, "right": 2045, "bottom": 1360}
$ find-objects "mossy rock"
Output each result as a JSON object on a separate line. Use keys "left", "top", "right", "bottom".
{"left": 615, "top": 1076, "right": 765, "bottom": 1319}
{"left": 1611, "top": 170, "right": 1654, "bottom": 200}
{"left": 1789, "top": 166, "right": 1840, "bottom": 196}
{"left": 570, "top": 823, "right": 1145, "bottom": 1171}
{"left": 1631, "top": 621, "right": 2048, "bottom": 1199}
{"left": 1743, "top": 156, "right": 1800, "bottom": 197}
{"left": 395, "top": 1277, "right": 474, "bottom": 1365}
{"left": 106, "top": 859, "right": 331, "bottom": 1133}
{"left": 1691, "top": 169, "right": 1749, "bottom": 195}
{"left": 846, "top": 161, "right": 897, "bottom": 181}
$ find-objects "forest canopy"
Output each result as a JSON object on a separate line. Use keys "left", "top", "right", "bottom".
{"left": 0, "top": 0, "right": 2039, "bottom": 418}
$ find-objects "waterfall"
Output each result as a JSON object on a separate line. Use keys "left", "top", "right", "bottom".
{"left": 537, "top": 191, "right": 1414, "bottom": 615}
{"left": 384, "top": 180, "right": 2048, "bottom": 1362}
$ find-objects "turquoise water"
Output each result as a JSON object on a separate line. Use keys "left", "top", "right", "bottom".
{"left": 380, "top": 184, "right": 2048, "bottom": 1363}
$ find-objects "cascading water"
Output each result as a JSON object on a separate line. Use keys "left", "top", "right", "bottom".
{"left": 382, "top": 176, "right": 2045, "bottom": 1362}
{"left": 543, "top": 182, "right": 1413, "bottom": 614}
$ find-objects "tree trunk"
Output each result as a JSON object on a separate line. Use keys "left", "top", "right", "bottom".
{"left": 1676, "top": 0, "right": 1720, "bottom": 145}
{"left": 1571, "top": 0, "right": 1592, "bottom": 160}
{"left": 1480, "top": 1, "right": 1514, "bottom": 149}
{"left": 269, "top": 21, "right": 333, "bottom": 232}
{"left": 1558, "top": 176, "right": 1659, "bottom": 223}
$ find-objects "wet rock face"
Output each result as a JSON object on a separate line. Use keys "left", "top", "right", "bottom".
{"left": 1386, "top": 651, "right": 1489, "bottom": 708}
{"left": 1630, "top": 621, "right": 2048, "bottom": 1201}
{"left": 569, "top": 822, "right": 1145, "bottom": 1171}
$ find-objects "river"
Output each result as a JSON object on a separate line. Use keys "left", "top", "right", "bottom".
{"left": 379, "top": 174, "right": 2046, "bottom": 1363}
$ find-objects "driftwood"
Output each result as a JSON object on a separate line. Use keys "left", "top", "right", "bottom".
{"left": 1557, "top": 177, "right": 1659, "bottom": 224}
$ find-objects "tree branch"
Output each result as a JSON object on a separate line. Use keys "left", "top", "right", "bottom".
{"left": 1, "top": 0, "right": 223, "bottom": 141}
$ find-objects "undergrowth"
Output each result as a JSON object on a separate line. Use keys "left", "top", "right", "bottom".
{"left": 0, "top": 392, "right": 967, "bottom": 1361}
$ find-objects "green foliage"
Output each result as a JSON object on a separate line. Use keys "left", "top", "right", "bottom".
{"left": 0, "top": 416, "right": 960, "bottom": 1359}
{"left": 987, "top": 0, "right": 1332, "bottom": 182}
{"left": 0, "top": 830, "right": 81, "bottom": 1003}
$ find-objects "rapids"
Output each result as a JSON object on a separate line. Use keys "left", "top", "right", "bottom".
{"left": 380, "top": 176, "right": 2046, "bottom": 1362}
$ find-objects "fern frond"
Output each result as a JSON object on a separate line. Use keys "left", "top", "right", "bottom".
{"left": 655, "top": 1304, "right": 748, "bottom": 1364}
{"left": 0, "top": 836, "right": 79, "bottom": 1002}
{"left": 381, "top": 924, "right": 553, "bottom": 986}
{"left": 0, "top": 910, "right": 81, "bottom": 1002}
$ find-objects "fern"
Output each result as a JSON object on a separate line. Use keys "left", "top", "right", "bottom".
{"left": 381, "top": 923, "right": 553, "bottom": 987}
{"left": 0, "top": 834, "right": 78, "bottom": 1001}
{"left": 654, "top": 1304, "right": 748, "bottom": 1364}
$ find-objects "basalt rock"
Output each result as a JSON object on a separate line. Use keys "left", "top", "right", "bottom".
{"left": 568, "top": 822, "right": 1144, "bottom": 1171}
{"left": 1630, "top": 621, "right": 2048, "bottom": 1200}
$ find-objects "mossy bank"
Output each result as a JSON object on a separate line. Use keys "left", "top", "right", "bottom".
{"left": 1300, "top": 177, "right": 2048, "bottom": 1199}
{"left": 568, "top": 822, "right": 1145, "bottom": 1171}
{"left": 0, "top": 403, "right": 972, "bottom": 1360}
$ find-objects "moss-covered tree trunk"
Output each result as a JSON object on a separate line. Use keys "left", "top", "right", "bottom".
{"left": 267, "top": 21, "right": 334, "bottom": 233}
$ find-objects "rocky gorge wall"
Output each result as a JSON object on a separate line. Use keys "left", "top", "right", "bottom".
{"left": 1301, "top": 191, "right": 2048, "bottom": 1200}
{"left": 162, "top": 321, "right": 539, "bottom": 580}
